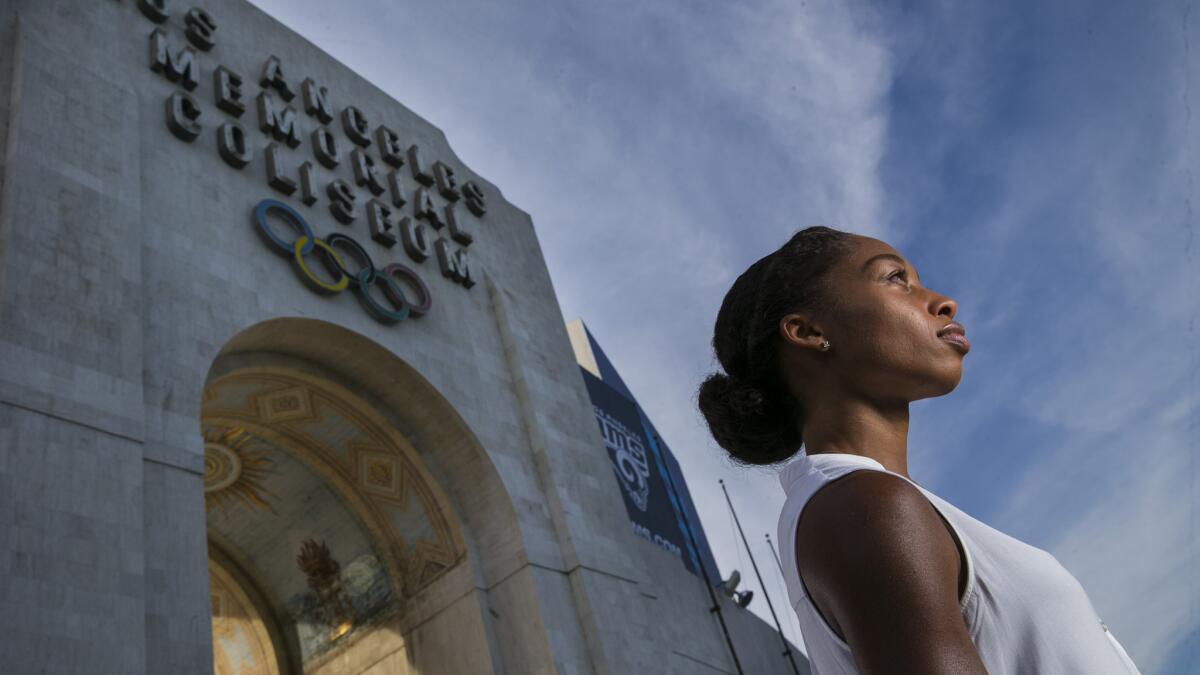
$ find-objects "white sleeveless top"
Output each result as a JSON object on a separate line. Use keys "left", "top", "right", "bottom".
{"left": 776, "top": 452, "right": 1141, "bottom": 674}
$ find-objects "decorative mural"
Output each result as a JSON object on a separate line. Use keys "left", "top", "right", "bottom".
{"left": 204, "top": 422, "right": 398, "bottom": 661}
{"left": 290, "top": 539, "right": 393, "bottom": 652}
{"left": 205, "top": 426, "right": 279, "bottom": 515}
{"left": 201, "top": 368, "right": 465, "bottom": 666}
{"left": 210, "top": 558, "right": 282, "bottom": 675}
{"left": 296, "top": 538, "right": 357, "bottom": 641}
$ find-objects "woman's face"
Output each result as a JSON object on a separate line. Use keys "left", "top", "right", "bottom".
{"left": 789, "top": 235, "right": 967, "bottom": 405}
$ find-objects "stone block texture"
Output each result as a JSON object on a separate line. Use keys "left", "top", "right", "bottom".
{"left": 0, "top": 1, "right": 807, "bottom": 673}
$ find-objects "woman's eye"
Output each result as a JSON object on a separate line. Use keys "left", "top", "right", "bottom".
{"left": 889, "top": 269, "right": 908, "bottom": 282}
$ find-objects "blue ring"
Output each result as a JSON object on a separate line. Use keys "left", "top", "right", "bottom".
{"left": 254, "top": 199, "right": 314, "bottom": 257}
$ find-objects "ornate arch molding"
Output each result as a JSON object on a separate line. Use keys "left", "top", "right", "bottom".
{"left": 205, "top": 318, "right": 524, "bottom": 588}
{"left": 202, "top": 367, "right": 466, "bottom": 598}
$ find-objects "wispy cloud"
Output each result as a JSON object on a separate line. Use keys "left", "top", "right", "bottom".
{"left": 248, "top": 1, "right": 1196, "bottom": 670}
{"left": 978, "top": 143, "right": 1197, "bottom": 673}
{"left": 247, "top": 0, "right": 896, "bottom": 653}
{"left": 885, "top": 3, "right": 1197, "bottom": 672}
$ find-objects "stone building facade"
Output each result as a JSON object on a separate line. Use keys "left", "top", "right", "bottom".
{"left": 0, "top": 1, "right": 808, "bottom": 672}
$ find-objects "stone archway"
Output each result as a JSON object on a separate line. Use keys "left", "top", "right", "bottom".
{"left": 198, "top": 319, "right": 526, "bottom": 674}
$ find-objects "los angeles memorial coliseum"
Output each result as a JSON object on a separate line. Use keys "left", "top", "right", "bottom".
{"left": 0, "top": 1, "right": 809, "bottom": 673}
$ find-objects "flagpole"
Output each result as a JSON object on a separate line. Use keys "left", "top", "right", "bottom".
{"left": 766, "top": 532, "right": 786, "bottom": 578}
{"left": 653, "top": 434, "right": 744, "bottom": 675}
{"left": 720, "top": 479, "right": 802, "bottom": 675}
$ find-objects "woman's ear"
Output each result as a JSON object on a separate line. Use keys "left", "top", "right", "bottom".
{"left": 779, "top": 313, "right": 824, "bottom": 350}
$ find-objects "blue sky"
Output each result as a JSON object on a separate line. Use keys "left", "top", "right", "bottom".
{"left": 247, "top": 0, "right": 1197, "bottom": 671}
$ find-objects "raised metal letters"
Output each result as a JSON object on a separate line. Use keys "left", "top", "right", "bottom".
{"left": 386, "top": 170, "right": 408, "bottom": 209}
{"left": 301, "top": 78, "right": 333, "bottom": 124}
{"left": 165, "top": 91, "right": 202, "bottom": 141}
{"left": 257, "top": 92, "right": 301, "bottom": 148}
{"left": 366, "top": 199, "right": 397, "bottom": 248}
{"left": 462, "top": 181, "right": 487, "bottom": 217}
{"left": 217, "top": 122, "right": 252, "bottom": 168}
{"left": 351, "top": 148, "right": 386, "bottom": 196}
{"left": 432, "top": 161, "right": 460, "bottom": 201}
{"left": 407, "top": 144, "right": 434, "bottom": 186}
{"left": 412, "top": 188, "right": 443, "bottom": 228}
{"left": 327, "top": 179, "right": 356, "bottom": 224}
{"left": 213, "top": 66, "right": 245, "bottom": 117}
{"left": 259, "top": 56, "right": 295, "bottom": 101}
{"left": 184, "top": 8, "right": 217, "bottom": 51}
{"left": 298, "top": 161, "right": 318, "bottom": 206}
{"left": 149, "top": 28, "right": 198, "bottom": 91}
{"left": 375, "top": 125, "right": 405, "bottom": 168}
{"left": 444, "top": 205, "right": 473, "bottom": 246}
{"left": 400, "top": 218, "right": 431, "bottom": 263}
{"left": 137, "top": 0, "right": 169, "bottom": 23}
{"left": 436, "top": 239, "right": 475, "bottom": 288}
{"left": 311, "top": 127, "right": 340, "bottom": 169}
{"left": 265, "top": 142, "right": 298, "bottom": 195}
{"left": 341, "top": 106, "right": 372, "bottom": 148}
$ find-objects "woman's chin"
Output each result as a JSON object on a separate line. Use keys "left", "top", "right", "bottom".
{"left": 917, "top": 362, "right": 964, "bottom": 400}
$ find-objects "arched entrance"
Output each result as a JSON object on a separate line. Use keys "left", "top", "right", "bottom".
{"left": 197, "top": 319, "right": 522, "bottom": 674}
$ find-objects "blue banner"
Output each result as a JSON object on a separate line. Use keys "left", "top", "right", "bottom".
{"left": 581, "top": 368, "right": 701, "bottom": 574}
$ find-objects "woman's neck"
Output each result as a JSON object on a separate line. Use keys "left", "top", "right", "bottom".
{"left": 800, "top": 396, "right": 912, "bottom": 479}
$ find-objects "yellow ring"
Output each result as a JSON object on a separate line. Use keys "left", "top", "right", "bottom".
{"left": 293, "top": 235, "right": 349, "bottom": 294}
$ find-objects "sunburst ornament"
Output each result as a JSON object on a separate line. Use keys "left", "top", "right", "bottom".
{"left": 204, "top": 426, "right": 279, "bottom": 515}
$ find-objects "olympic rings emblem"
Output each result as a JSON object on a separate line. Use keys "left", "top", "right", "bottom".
{"left": 253, "top": 199, "right": 432, "bottom": 323}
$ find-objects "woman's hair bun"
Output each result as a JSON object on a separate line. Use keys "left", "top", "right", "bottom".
{"left": 697, "top": 225, "right": 854, "bottom": 466}
{"left": 697, "top": 371, "right": 802, "bottom": 466}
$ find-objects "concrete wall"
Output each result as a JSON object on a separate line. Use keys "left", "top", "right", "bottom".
{"left": 0, "top": 1, "right": 808, "bottom": 673}
{"left": 631, "top": 533, "right": 811, "bottom": 674}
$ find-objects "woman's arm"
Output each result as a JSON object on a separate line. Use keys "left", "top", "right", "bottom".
{"left": 796, "top": 470, "right": 988, "bottom": 674}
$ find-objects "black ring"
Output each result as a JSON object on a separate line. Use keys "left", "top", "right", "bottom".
{"left": 322, "top": 232, "right": 377, "bottom": 288}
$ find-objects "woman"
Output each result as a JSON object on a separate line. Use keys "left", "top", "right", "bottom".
{"left": 697, "top": 227, "right": 1141, "bottom": 674}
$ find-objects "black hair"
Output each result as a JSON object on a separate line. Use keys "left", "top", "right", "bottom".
{"left": 697, "top": 226, "right": 856, "bottom": 465}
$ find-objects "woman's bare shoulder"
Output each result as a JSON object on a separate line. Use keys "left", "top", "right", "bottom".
{"left": 794, "top": 470, "right": 986, "bottom": 674}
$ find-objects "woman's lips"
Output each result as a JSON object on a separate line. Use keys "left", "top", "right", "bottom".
{"left": 940, "top": 333, "right": 970, "bottom": 353}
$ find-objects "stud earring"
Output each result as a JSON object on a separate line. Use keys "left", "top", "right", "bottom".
{"left": 819, "top": 340, "right": 831, "bottom": 351}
